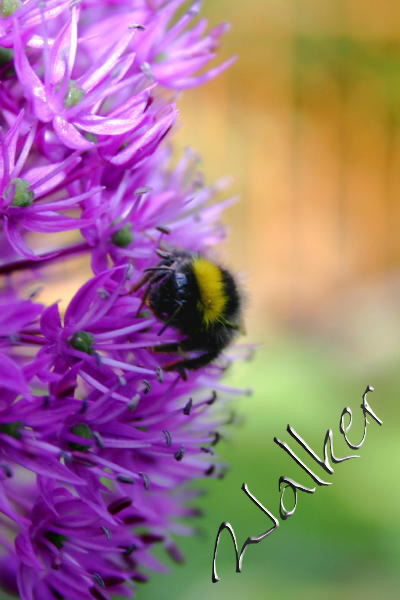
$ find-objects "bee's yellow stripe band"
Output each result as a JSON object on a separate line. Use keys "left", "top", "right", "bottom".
{"left": 192, "top": 258, "right": 227, "bottom": 325}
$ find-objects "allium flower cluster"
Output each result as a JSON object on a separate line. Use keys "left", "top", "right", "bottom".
{"left": 0, "top": 2, "right": 246, "bottom": 599}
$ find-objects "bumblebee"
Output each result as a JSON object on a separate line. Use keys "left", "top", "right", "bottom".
{"left": 136, "top": 250, "right": 243, "bottom": 373}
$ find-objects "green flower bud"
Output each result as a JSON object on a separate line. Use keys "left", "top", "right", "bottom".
{"left": 64, "top": 80, "right": 85, "bottom": 108}
{"left": 69, "top": 423, "right": 93, "bottom": 452}
{"left": 0, "top": 46, "right": 12, "bottom": 65}
{"left": 0, "top": 421, "right": 23, "bottom": 439}
{"left": 45, "top": 531, "right": 67, "bottom": 549}
{"left": 1, "top": 0, "right": 21, "bottom": 17}
{"left": 111, "top": 224, "right": 133, "bottom": 248}
{"left": 69, "top": 331, "right": 94, "bottom": 355}
{"left": 9, "top": 178, "right": 34, "bottom": 207}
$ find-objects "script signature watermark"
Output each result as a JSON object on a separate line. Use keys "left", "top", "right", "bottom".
{"left": 211, "top": 385, "right": 382, "bottom": 582}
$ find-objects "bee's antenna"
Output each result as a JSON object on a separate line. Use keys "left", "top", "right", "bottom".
{"left": 155, "top": 226, "right": 171, "bottom": 235}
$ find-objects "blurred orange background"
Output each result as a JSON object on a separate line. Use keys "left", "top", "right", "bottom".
{"left": 174, "top": 0, "right": 400, "bottom": 342}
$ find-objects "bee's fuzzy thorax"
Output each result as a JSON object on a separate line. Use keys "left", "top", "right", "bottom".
{"left": 192, "top": 257, "right": 227, "bottom": 325}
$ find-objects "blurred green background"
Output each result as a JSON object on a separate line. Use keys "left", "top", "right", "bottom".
{"left": 136, "top": 0, "right": 400, "bottom": 599}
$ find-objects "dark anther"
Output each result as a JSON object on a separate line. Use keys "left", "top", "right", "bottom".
{"left": 200, "top": 446, "right": 214, "bottom": 455}
{"left": 139, "top": 380, "right": 151, "bottom": 394}
{"left": 156, "top": 249, "right": 171, "bottom": 259}
{"left": 93, "top": 431, "right": 104, "bottom": 449}
{"left": 123, "top": 515, "right": 146, "bottom": 526}
{"left": 108, "top": 497, "right": 132, "bottom": 515}
{"left": 140, "top": 533, "right": 164, "bottom": 544}
{"left": 188, "top": 507, "right": 203, "bottom": 517}
{"left": 93, "top": 351, "right": 102, "bottom": 367}
{"left": 60, "top": 450, "right": 73, "bottom": 464}
{"left": 116, "top": 474, "right": 135, "bottom": 484}
{"left": 217, "top": 464, "right": 230, "bottom": 480}
{"left": 49, "top": 586, "right": 64, "bottom": 600}
{"left": 206, "top": 390, "right": 217, "bottom": 405}
{"left": 129, "top": 393, "right": 140, "bottom": 411}
{"left": 129, "top": 23, "right": 146, "bottom": 31}
{"left": 155, "top": 225, "right": 171, "bottom": 235}
{"left": 205, "top": 464, "right": 215, "bottom": 476}
{"left": 156, "top": 366, "right": 164, "bottom": 383}
{"left": 166, "top": 543, "right": 185, "bottom": 564}
{"left": 90, "top": 587, "right": 107, "bottom": 600}
{"left": 42, "top": 395, "right": 50, "bottom": 408}
{"left": 101, "top": 576, "right": 125, "bottom": 587}
{"left": 132, "top": 573, "right": 149, "bottom": 583}
{"left": 100, "top": 526, "right": 112, "bottom": 541}
{"left": 123, "top": 543, "right": 137, "bottom": 556}
{"left": 0, "top": 463, "right": 12, "bottom": 478}
{"left": 97, "top": 288, "right": 109, "bottom": 299}
{"left": 29, "top": 286, "right": 43, "bottom": 299}
{"left": 134, "top": 186, "right": 152, "bottom": 195}
{"left": 174, "top": 446, "right": 185, "bottom": 461}
{"left": 73, "top": 456, "right": 96, "bottom": 467}
{"left": 211, "top": 431, "right": 221, "bottom": 446}
{"left": 183, "top": 398, "right": 193, "bottom": 415}
{"left": 162, "top": 430, "right": 172, "bottom": 446}
{"left": 79, "top": 398, "right": 88, "bottom": 414}
{"left": 139, "top": 472, "right": 150, "bottom": 490}
{"left": 123, "top": 263, "right": 133, "bottom": 281}
{"left": 92, "top": 573, "right": 105, "bottom": 588}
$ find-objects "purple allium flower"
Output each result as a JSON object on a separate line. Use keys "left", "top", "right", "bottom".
{"left": 0, "top": 2, "right": 247, "bottom": 599}
{"left": 13, "top": 5, "right": 170, "bottom": 153}
{"left": 0, "top": 111, "right": 98, "bottom": 257}
{"left": 80, "top": 0, "right": 235, "bottom": 90}
{"left": 0, "top": 0, "right": 71, "bottom": 48}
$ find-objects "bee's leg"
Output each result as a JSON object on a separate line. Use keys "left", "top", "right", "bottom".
{"left": 122, "top": 272, "right": 152, "bottom": 296}
{"left": 152, "top": 342, "right": 183, "bottom": 353}
{"left": 123, "top": 260, "right": 175, "bottom": 298}
{"left": 135, "top": 280, "right": 155, "bottom": 317}
{"left": 157, "top": 302, "right": 184, "bottom": 336}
